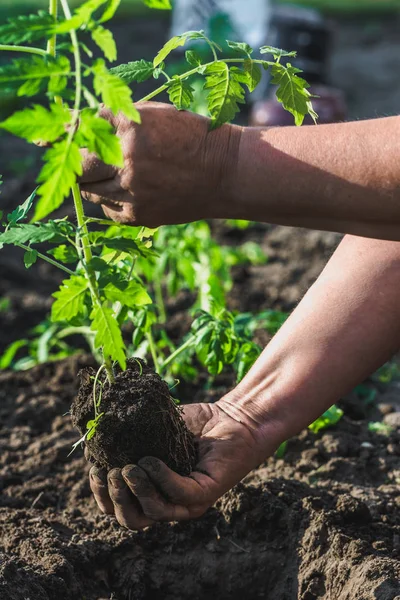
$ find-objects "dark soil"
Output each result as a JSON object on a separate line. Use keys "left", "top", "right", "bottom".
{"left": 71, "top": 359, "right": 196, "bottom": 474}
{"left": 1, "top": 357, "right": 399, "bottom": 600}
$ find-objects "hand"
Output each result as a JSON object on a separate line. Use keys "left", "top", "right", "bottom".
{"left": 88, "top": 401, "right": 275, "bottom": 529}
{"left": 79, "top": 102, "right": 241, "bottom": 227}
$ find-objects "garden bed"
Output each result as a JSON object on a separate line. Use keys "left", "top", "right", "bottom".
{"left": 0, "top": 352, "right": 399, "bottom": 600}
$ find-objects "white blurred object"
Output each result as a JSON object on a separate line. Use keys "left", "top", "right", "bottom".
{"left": 171, "top": 0, "right": 272, "bottom": 51}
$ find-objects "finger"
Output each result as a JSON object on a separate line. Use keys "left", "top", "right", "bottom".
{"left": 122, "top": 464, "right": 203, "bottom": 522}
{"left": 108, "top": 468, "right": 154, "bottom": 530}
{"left": 89, "top": 466, "right": 114, "bottom": 515}
{"left": 138, "top": 457, "right": 208, "bottom": 506}
{"left": 79, "top": 148, "right": 117, "bottom": 184}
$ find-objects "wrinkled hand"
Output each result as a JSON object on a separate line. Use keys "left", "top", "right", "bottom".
{"left": 89, "top": 402, "right": 270, "bottom": 529}
{"left": 80, "top": 102, "right": 240, "bottom": 227}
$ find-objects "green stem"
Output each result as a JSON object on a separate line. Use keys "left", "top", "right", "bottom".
{"left": 47, "top": 0, "right": 58, "bottom": 56}
{"left": 72, "top": 183, "right": 93, "bottom": 265}
{"left": 146, "top": 330, "right": 160, "bottom": 374}
{"left": 16, "top": 243, "right": 75, "bottom": 275}
{"left": 161, "top": 336, "right": 195, "bottom": 371}
{"left": 104, "top": 356, "right": 115, "bottom": 383}
{"left": 0, "top": 44, "right": 47, "bottom": 57}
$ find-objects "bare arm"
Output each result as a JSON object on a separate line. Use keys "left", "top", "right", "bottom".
{"left": 89, "top": 235, "right": 400, "bottom": 526}
{"left": 230, "top": 117, "right": 400, "bottom": 240}
{"left": 81, "top": 105, "right": 400, "bottom": 240}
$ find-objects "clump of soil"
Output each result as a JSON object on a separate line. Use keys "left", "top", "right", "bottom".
{"left": 71, "top": 358, "right": 197, "bottom": 475}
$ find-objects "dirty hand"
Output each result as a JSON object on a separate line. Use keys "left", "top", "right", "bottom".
{"left": 88, "top": 401, "right": 273, "bottom": 529}
{"left": 80, "top": 102, "right": 241, "bottom": 227}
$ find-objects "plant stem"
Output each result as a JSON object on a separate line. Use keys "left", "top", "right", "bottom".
{"left": 16, "top": 242, "right": 75, "bottom": 275}
{"left": 0, "top": 44, "right": 47, "bottom": 57}
{"left": 104, "top": 356, "right": 115, "bottom": 383}
{"left": 47, "top": 0, "right": 58, "bottom": 56}
{"left": 161, "top": 336, "right": 195, "bottom": 371}
{"left": 146, "top": 331, "right": 160, "bottom": 374}
{"left": 72, "top": 183, "right": 93, "bottom": 265}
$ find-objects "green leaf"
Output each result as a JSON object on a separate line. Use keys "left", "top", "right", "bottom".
{"left": 0, "top": 222, "right": 67, "bottom": 245}
{"left": 0, "top": 55, "right": 70, "bottom": 97}
{"left": 48, "top": 244, "right": 79, "bottom": 264}
{"left": 167, "top": 77, "right": 194, "bottom": 110}
{"left": 0, "top": 11, "right": 55, "bottom": 45}
{"left": 0, "top": 339, "right": 28, "bottom": 370}
{"left": 88, "top": 257, "right": 109, "bottom": 272}
{"left": 143, "top": 0, "right": 171, "bottom": 9}
{"left": 91, "top": 303, "right": 126, "bottom": 369}
{"left": 91, "top": 25, "right": 117, "bottom": 62}
{"left": 56, "top": 0, "right": 108, "bottom": 33}
{"left": 0, "top": 104, "right": 71, "bottom": 143}
{"left": 104, "top": 281, "right": 151, "bottom": 308}
{"left": 226, "top": 40, "right": 253, "bottom": 56}
{"left": 259, "top": 46, "right": 297, "bottom": 60}
{"left": 110, "top": 59, "right": 154, "bottom": 84}
{"left": 51, "top": 275, "right": 89, "bottom": 322}
{"left": 185, "top": 50, "right": 202, "bottom": 67}
{"left": 100, "top": 0, "right": 122, "bottom": 22}
{"left": 24, "top": 249, "right": 38, "bottom": 269}
{"left": 308, "top": 405, "right": 344, "bottom": 434}
{"left": 93, "top": 59, "right": 140, "bottom": 123}
{"left": 7, "top": 188, "right": 37, "bottom": 224}
{"left": 270, "top": 63, "right": 317, "bottom": 126}
{"left": 204, "top": 62, "right": 246, "bottom": 127}
{"left": 34, "top": 138, "right": 83, "bottom": 221}
{"left": 154, "top": 30, "right": 208, "bottom": 67}
{"left": 242, "top": 59, "right": 262, "bottom": 93}
{"left": 368, "top": 421, "right": 393, "bottom": 435}
{"left": 77, "top": 108, "right": 123, "bottom": 167}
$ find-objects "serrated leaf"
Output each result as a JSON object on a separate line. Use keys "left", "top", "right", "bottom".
{"left": 0, "top": 222, "right": 66, "bottom": 245}
{"left": 0, "top": 55, "right": 70, "bottom": 97}
{"left": 260, "top": 46, "right": 297, "bottom": 59}
{"left": 110, "top": 59, "right": 154, "bottom": 84}
{"left": 92, "top": 25, "right": 117, "bottom": 62}
{"left": 77, "top": 108, "right": 123, "bottom": 167}
{"left": 0, "top": 11, "right": 55, "bottom": 45}
{"left": 48, "top": 244, "right": 79, "bottom": 264}
{"left": 243, "top": 59, "right": 261, "bottom": 93}
{"left": 0, "top": 104, "right": 71, "bottom": 144}
{"left": 104, "top": 281, "right": 151, "bottom": 308}
{"left": 270, "top": 63, "right": 317, "bottom": 126}
{"left": 185, "top": 49, "right": 202, "bottom": 67}
{"left": 24, "top": 249, "right": 38, "bottom": 269}
{"left": 51, "top": 275, "right": 89, "bottom": 322}
{"left": 93, "top": 59, "right": 140, "bottom": 123}
{"left": 91, "top": 303, "right": 126, "bottom": 369}
{"left": 226, "top": 40, "right": 253, "bottom": 56}
{"left": 7, "top": 188, "right": 37, "bottom": 224}
{"left": 167, "top": 78, "right": 194, "bottom": 110}
{"left": 204, "top": 62, "right": 246, "bottom": 127}
{"left": 143, "top": 0, "right": 171, "bottom": 9}
{"left": 34, "top": 138, "right": 83, "bottom": 221}
{"left": 154, "top": 30, "right": 208, "bottom": 67}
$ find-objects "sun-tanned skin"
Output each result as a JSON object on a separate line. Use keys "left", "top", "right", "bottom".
{"left": 82, "top": 103, "right": 400, "bottom": 529}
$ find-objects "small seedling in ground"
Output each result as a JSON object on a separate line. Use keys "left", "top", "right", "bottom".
{"left": 0, "top": 0, "right": 317, "bottom": 472}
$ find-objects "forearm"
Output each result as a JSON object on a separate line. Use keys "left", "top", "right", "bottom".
{"left": 221, "top": 117, "right": 400, "bottom": 241}
{"left": 218, "top": 235, "right": 400, "bottom": 453}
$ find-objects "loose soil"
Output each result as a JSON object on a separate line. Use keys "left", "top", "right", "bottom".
{"left": 71, "top": 359, "right": 196, "bottom": 474}
{"left": 1, "top": 357, "right": 399, "bottom": 600}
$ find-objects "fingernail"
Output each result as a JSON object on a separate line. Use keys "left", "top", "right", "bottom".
{"left": 90, "top": 468, "right": 106, "bottom": 485}
{"left": 110, "top": 477, "right": 125, "bottom": 490}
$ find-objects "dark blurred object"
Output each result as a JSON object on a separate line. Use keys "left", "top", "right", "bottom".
{"left": 249, "top": 5, "right": 347, "bottom": 126}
